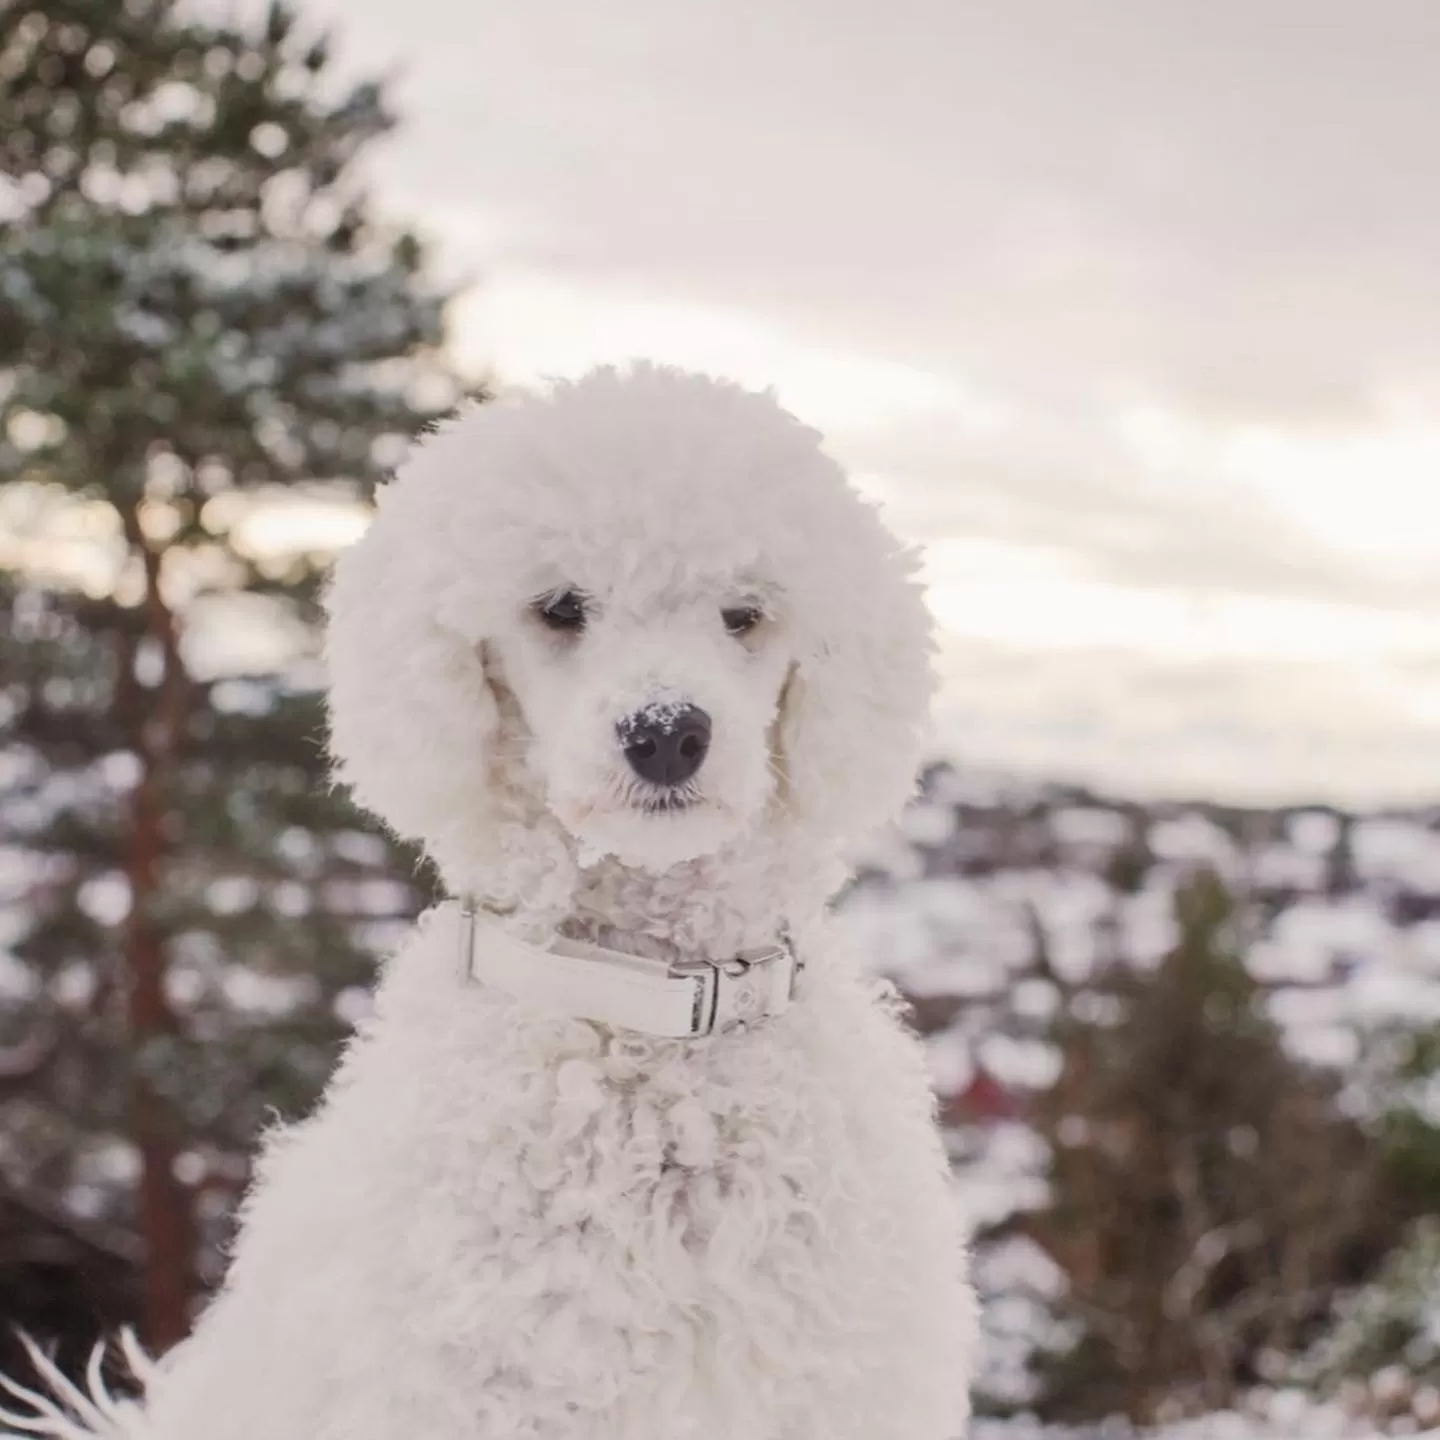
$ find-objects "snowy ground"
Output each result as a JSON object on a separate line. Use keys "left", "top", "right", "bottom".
{"left": 841, "top": 765, "right": 1440, "bottom": 1439}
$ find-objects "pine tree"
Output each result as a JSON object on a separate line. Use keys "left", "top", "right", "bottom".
{"left": 1027, "top": 870, "right": 1393, "bottom": 1424}
{"left": 0, "top": 0, "right": 459, "bottom": 1358}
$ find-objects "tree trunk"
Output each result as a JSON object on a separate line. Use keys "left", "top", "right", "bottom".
{"left": 123, "top": 762, "right": 193, "bottom": 1352}
{"left": 120, "top": 509, "right": 194, "bottom": 1352}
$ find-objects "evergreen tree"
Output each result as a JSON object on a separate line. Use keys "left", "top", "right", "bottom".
{"left": 0, "top": 0, "right": 458, "bottom": 1359}
{"left": 1027, "top": 870, "right": 1393, "bottom": 1424}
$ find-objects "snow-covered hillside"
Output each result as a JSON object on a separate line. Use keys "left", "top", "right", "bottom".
{"left": 844, "top": 765, "right": 1440, "bottom": 1439}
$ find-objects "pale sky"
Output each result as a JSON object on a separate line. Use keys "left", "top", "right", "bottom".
{"left": 290, "top": 0, "right": 1440, "bottom": 805}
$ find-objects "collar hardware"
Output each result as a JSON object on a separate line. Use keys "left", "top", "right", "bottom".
{"left": 450, "top": 900, "right": 800, "bottom": 1040}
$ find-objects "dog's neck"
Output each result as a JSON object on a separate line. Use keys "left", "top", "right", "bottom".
{"left": 557, "top": 837, "right": 795, "bottom": 963}
{"left": 456, "top": 812, "right": 798, "bottom": 966}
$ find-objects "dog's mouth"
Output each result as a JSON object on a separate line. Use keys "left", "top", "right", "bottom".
{"left": 561, "top": 778, "right": 740, "bottom": 869}
{"left": 562, "top": 785, "right": 707, "bottom": 825}
{"left": 636, "top": 789, "right": 699, "bottom": 816}
{"left": 622, "top": 777, "right": 707, "bottom": 816}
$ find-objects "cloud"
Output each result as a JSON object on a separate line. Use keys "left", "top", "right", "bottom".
{"left": 849, "top": 407, "right": 1440, "bottom": 618}
{"left": 451, "top": 269, "right": 960, "bottom": 434}
{"left": 301, "top": 0, "right": 1440, "bottom": 425}
{"left": 933, "top": 638, "right": 1440, "bottom": 806}
{"left": 291, "top": 0, "right": 1440, "bottom": 438}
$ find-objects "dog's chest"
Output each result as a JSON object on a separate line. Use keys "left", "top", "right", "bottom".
{"left": 400, "top": 1009, "right": 862, "bottom": 1293}
{"left": 311, "top": 972, "right": 953, "bottom": 1424}
{"left": 150, "top": 960, "right": 972, "bottom": 1440}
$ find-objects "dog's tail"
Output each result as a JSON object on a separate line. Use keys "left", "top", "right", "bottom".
{"left": 0, "top": 1334, "right": 150, "bottom": 1439}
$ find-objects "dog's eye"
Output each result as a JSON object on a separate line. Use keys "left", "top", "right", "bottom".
{"left": 536, "top": 589, "right": 588, "bottom": 632}
{"left": 722, "top": 605, "right": 764, "bottom": 637}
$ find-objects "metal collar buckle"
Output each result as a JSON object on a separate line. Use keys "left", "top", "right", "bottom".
{"left": 669, "top": 942, "right": 794, "bottom": 1037}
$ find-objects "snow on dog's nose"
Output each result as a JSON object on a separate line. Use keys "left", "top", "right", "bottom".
{"left": 618, "top": 702, "right": 712, "bottom": 787}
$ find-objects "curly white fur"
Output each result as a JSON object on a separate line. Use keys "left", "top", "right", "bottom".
{"left": 4, "top": 365, "right": 978, "bottom": 1439}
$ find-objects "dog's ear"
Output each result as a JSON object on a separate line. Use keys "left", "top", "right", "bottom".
{"left": 776, "top": 522, "right": 937, "bottom": 860}
{"left": 323, "top": 467, "right": 501, "bottom": 878}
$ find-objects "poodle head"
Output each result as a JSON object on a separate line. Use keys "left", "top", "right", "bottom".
{"left": 324, "top": 365, "right": 935, "bottom": 892}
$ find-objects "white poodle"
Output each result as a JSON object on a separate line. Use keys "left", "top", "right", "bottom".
{"left": 4, "top": 365, "right": 978, "bottom": 1440}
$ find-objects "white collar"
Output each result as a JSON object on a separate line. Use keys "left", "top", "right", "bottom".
{"left": 446, "top": 899, "right": 802, "bottom": 1039}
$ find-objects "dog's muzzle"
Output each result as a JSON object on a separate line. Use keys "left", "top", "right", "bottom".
{"left": 448, "top": 900, "right": 802, "bottom": 1039}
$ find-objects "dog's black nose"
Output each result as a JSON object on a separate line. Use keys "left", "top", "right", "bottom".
{"left": 620, "top": 705, "right": 712, "bottom": 787}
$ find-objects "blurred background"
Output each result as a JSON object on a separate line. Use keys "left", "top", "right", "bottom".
{"left": 2, "top": 2, "right": 1438, "bottom": 1436}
